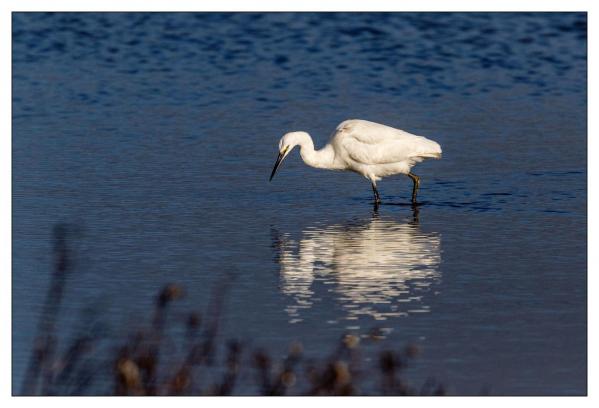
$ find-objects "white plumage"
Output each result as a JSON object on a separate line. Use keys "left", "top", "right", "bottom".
{"left": 270, "top": 119, "right": 442, "bottom": 205}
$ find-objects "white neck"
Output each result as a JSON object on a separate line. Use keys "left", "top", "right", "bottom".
{"left": 296, "top": 134, "right": 337, "bottom": 170}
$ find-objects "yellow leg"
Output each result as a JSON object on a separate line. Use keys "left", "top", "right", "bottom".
{"left": 408, "top": 173, "right": 420, "bottom": 204}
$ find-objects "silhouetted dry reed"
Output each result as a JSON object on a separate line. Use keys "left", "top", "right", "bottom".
{"left": 18, "top": 225, "right": 446, "bottom": 396}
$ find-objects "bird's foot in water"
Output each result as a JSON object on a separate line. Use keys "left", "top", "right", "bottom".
{"left": 371, "top": 183, "right": 382, "bottom": 207}
{"left": 411, "top": 200, "right": 426, "bottom": 207}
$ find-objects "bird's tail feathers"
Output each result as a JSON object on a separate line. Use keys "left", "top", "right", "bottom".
{"left": 415, "top": 139, "right": 442, "bottom": 159}
{"left": 419, "top": 151, "right": 442, "bottom": 159}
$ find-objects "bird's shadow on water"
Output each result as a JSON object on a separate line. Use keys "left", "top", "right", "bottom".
{"left": 382, "top": 200, "right": 501, "bottom": 213}
{"left": 354, "top": 176, "right": 520, "bottom": 213}
{"left": 357, "top": 195, "right": 503, "bottom": 213}
{"left": 378, "top": 201, "right": 427, "bottom": 208}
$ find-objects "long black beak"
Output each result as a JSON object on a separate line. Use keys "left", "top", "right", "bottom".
{"left": 269, "top": 151, "right": 285, "bottom": 181}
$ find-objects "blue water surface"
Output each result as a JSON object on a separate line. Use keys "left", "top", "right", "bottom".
{"left": 12, "top": 12, "right": 587, "bottom": 395}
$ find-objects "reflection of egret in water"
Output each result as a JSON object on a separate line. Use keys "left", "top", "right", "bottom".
{"left": 272, "top": 209, "right": 441, "bottom": 324}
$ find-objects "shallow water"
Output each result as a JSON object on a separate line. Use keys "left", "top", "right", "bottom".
{"left": 12, "top": 12, "right": 587, "bottom": 395}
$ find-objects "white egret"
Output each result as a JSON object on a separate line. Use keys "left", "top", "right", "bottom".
{"left": 270, "top": 119, "right": 442, "bottom": 204}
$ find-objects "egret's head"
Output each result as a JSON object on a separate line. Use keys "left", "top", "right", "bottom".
{"left": 269, "top": 132, "right": 308, "bottom": 181}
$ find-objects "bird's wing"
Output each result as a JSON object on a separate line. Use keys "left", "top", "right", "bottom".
{"left": 342, "top": 136, "right": 416, "bottom": 165}
{"left": 333, "top": 120, "right": 438, "bottom": 165}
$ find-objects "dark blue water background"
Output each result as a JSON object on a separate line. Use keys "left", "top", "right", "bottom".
{"left": 12, "top": 12, "right": 587, "bottom": 395}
